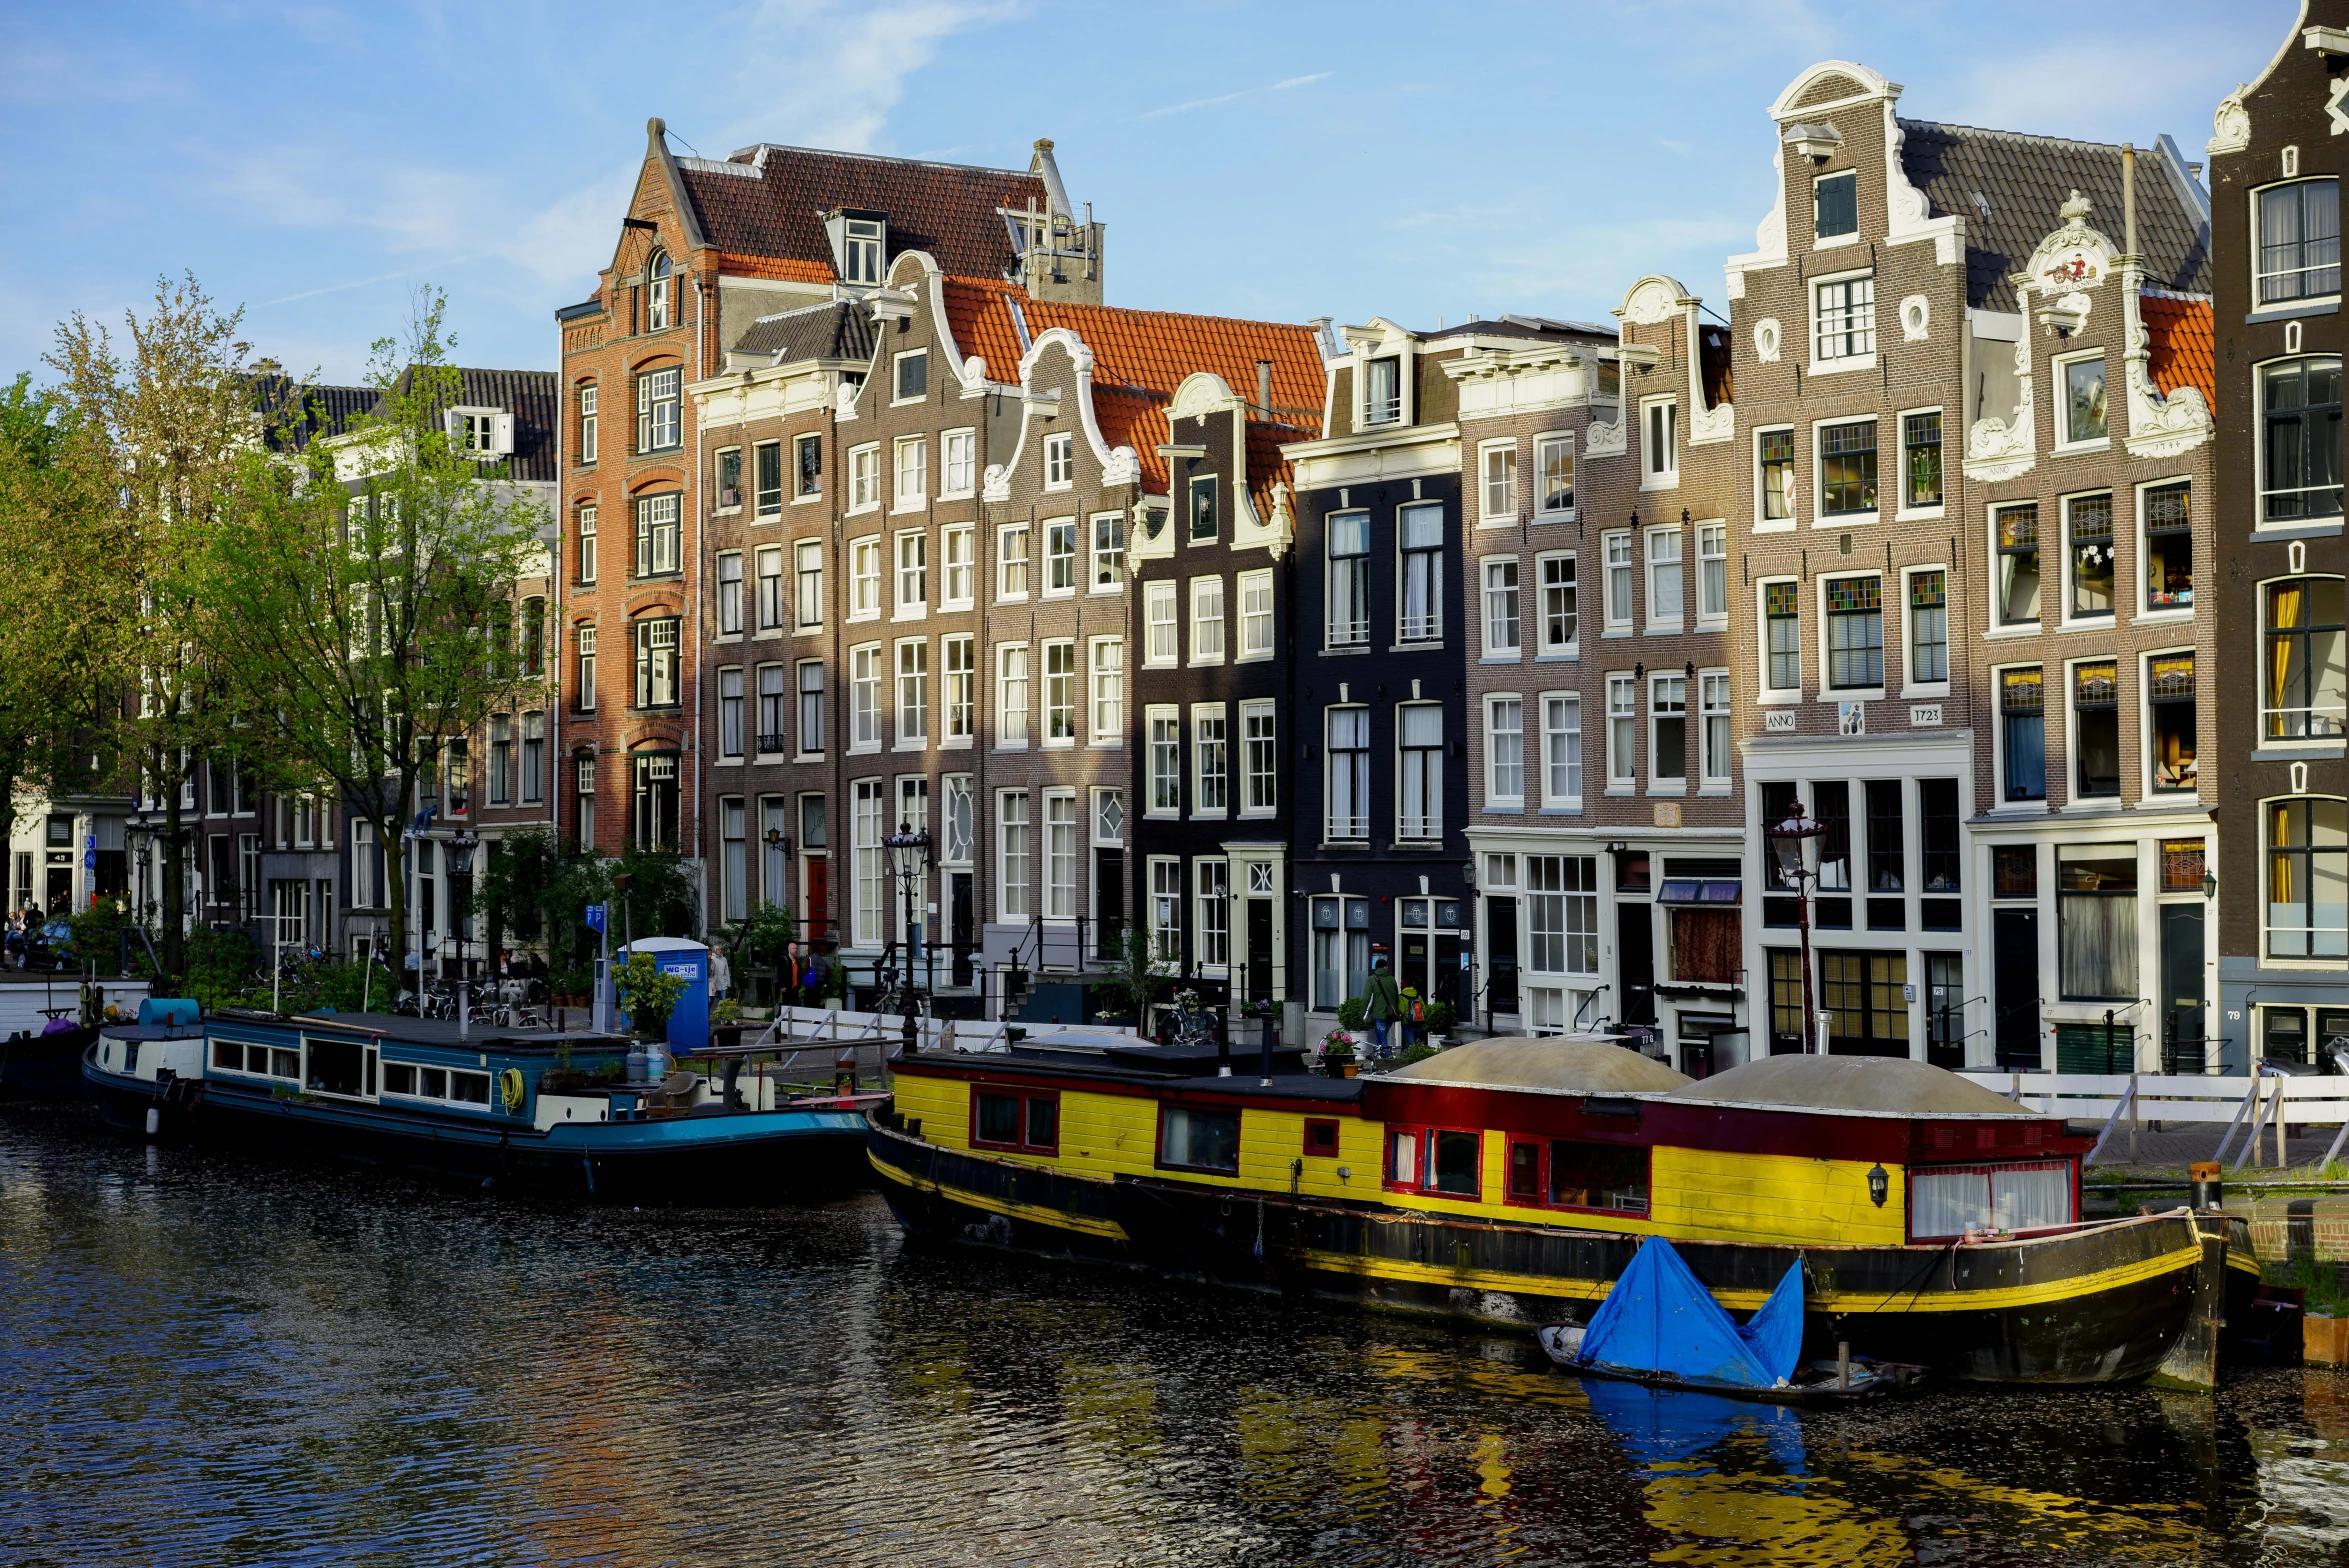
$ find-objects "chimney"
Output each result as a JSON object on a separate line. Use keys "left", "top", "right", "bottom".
{"left": 2122, "top": 142, "right": 2138, "bottom": 260}
{"left": 1256, "top": 360, "right": 1273, "bottom": 419}
{"left": 1031, "top": 137, "right": 1073, "bottom": 218}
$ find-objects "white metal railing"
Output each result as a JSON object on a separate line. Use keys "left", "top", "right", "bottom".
{"left": 1960, "top": 1068, "right": 2349, "bottom": 1169}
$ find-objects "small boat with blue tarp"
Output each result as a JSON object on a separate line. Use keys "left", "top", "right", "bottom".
{"left": 1536, "top": 1236, "right": 1924, "bottom": 1403}
{"left": 83, "top": 1007, "right": 876, "bottom": 1202}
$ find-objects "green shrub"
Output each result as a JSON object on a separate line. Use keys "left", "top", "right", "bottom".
{"left": 1336, "top": 997, "right": 1368, "bottom": 1032}
{"left": 614, "top": 952, "right": 688, "bottom": 1038}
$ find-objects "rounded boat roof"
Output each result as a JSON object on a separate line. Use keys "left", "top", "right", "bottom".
{"left": 1661, "top": 1054, "right": 2034, "bottom": 1117}
{"left": 1381, "top": 1036, "right": 1691, "bottom": 1094}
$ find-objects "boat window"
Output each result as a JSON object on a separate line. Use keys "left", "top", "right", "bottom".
{"left": 975, "top": 1091, "right": 1021, "bottom": 1145}
{"left": 1429, "top": 1130, "right": 1481, "bottom": 1197}
{"left": 211, "top": 1038, "right": 241, "bottom": 1070}
{"left": 973, "top": 1088, "right": 1060, "bottom": 1154}
{"left": 304, "top": 1037, "right": 366, "bottom": 1098}
{"left": 1387, "top": 1129, "right": 1419, "bottom": 1186}
{"left": 240, "top": 1042, "right": 300, "bottom": 1080}
{"left": 1910, "top": 1160, "right": 2072, "bottom": 1240}
{"left": 1161, "top": 1105, "right": 1241, "bottom": 1174}
{"left": 1302, "top": 1118, "right": 1340, "bottom": 1157}
{"left": 383, "top": 1062, "right": 417, "bottom": 1096}
{"left": 1025, "top": 1097, "right": 1059, "bottom": 1151}
{"left": 1549, "top": 1141, "right": 1650, "bottom": 1214}
{"left": 1507, "top": 1139, "right": 1543, "bottom": 1201}
{"left": 449, "top": 1072, "right": 492, "bottom": 1106}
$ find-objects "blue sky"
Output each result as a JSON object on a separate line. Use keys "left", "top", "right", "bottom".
{"left": 0, "top": 1, "right": 2293, "bottom": 385}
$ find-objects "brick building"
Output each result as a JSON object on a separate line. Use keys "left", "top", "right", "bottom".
{"left": 2206, "top": 4, "right": 2349, "bottom": 1068}
{"left": 1722, "top": 61, "right": 2214, "bottom": 1071}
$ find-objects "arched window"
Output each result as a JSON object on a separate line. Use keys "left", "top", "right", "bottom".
{"left": 646, "top": 249, "right": 673, "bottom": 332}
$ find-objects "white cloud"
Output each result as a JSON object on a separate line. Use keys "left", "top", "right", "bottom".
{"left": 1939, "top": 32, "right": 2241, "bottom": 144}
{"left": 1273, "top": 72, "right": 1332, "bottom": 90}
{"left": 716, "top": 0, "right": 1026, "bottom": 152}
{"left": 1138, "top": 89, "right": 1250, "bottom": 121}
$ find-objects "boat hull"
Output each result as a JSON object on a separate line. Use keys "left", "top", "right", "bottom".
{"left": 85, "top": 1051, "right": 871, "bottom": 1203}
{"left": 869, "top": 1121, "right": 2212, "bottom": 1385}
{"left": 1, "top": 1026, "right": 98, "bottom": 1099}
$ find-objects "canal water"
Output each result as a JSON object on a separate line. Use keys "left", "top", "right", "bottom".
{"left": 4, "top": 1105, "right": 2345, "bottom": 1568}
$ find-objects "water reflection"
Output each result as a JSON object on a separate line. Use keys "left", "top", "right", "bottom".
{"left": 0, "top": 1104, "right": 2337, "bottom": 1567}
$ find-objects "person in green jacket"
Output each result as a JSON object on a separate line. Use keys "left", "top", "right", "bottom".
{"left": 1362, "top": 959, "right": 1403, "bottom": 1059}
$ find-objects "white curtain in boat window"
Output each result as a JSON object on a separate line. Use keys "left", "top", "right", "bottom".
{"left": 1910, "top": 1162, "right": 2072, "bottom": 1239}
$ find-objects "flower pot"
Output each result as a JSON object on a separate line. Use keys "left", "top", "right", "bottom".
{"left": 1340, "top": 1060, "right": 1359, "bottom": 1079}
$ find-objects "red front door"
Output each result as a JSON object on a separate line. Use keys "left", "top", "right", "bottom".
{"left": 804, "top": 855, "right": 831, "bottom": 943}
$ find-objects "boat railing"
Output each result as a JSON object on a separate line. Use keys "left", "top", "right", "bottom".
{"left": 1962, "top": 1068, "right": 2349, "bottom": 1169}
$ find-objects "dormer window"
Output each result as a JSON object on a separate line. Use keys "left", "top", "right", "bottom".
{"left": 1814, "top": 171, "right": 1857, "bottom": 242}
{"left": 1365, "top": 356, "right": 1401, "bottom": 425}
{"left": 645, "top": 250, "right": 672, "bottom": 332}
{"left": 844, "top": 218, "right": 883, "bottom": 286}
{"left": 455, "top": 411, "right": 497, "bottom": 454}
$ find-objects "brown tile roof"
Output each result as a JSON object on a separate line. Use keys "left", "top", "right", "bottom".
{"left": 677, "top": 147, "right": 1042, "bottom": 282}
{"left": 2142, "top": 293, "right": 2215, "bottom": 407}
{"left": 1898, "top": 120, "right": 2210, "bottom": 310}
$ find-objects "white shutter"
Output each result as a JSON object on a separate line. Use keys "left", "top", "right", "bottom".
{"left": 492, "top": 412, "right": 515, "bottom": 455}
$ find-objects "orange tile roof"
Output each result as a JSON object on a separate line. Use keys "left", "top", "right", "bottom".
{"left": 2142, "top": 294, "right": 2214, "bottom": 407}
{"left": 934, "top": 282, "right": 1324, "bottom": 495}
{"left": 716, "top": 252, "right": 832, "bottom": 284}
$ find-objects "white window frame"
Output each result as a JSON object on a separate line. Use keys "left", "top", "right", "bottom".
{"left": 1483, "top": 557, "right": 1521, "bottom": 659}
{"left": 1241, "top": 700, "right": 1277, "bottom": 815}
{"left": 1902, "top": 564, "right": 1953, "bottom": 696}
{"left": 1819, "top": 571, "right": 1888, "bottom": 699}
{"left": 1648, "top": 671, "right": 1687, "bottom": 792}
{"left": 1640, "top": 395, "right": 1678, "bottom": 490}
{"left": 1143, "top": 580, "right": 1179, "bottom": 667}
{"left": 1644, "top": 525, "right": 1683, "bottom": 633}
{"left": 1090, "top": 636, "right": 1124, "bottom": 745}
{"left": 1396, "top": 701, "right": 1443, "bottom": 840}
{"left": 1325, "top": 706, "right": 1370, "bottom": 842}
{"left": 1396, "top": 500, "right": 1444, "bottom": 644}
{"left": 1535, "top": 551, "right": 1577, "bottom": 659}
{"left": 1148, "top": 857, "right": 1183, "bottom": 961}
{"left": 1190, "top": 575, "right": 1226, "bottom": 665}
{"left": 2254, "top": 176, "right": 2346, "bottom": 310}
{"left": 754, "top": 544, "right": 785, "bottom": 634}
{"left": 848, "top": 442, "right": 880, "bottom": 512}
{"left": 1810, "top": 268, "right": 1877, "bottom": 373}
{"left": 1602, "top": 530, "right": 1635, "bottom": 632}
{"left": 1535, "top": 432, "right": 1575, "bottom": 519}
{"left": 849, "top": 536, "right": 881, "bottom": 620}
{"left": 848, "top": 642, "right": 881, "bottom": 752}
{"left": 1238, "top": 568, "right": 1275, "bottom": 660}
{"left": 1090, "top": 510, "right": 1124, "bottom": 591}
{"left": 1042, "top": 790, "right": 1079, "bottom": 921}
{"left": 1042, "top": 639, "right": 1077, "bottom": 745}
{"left": 1043, "top": 431, "right": 1075, "bottom": 490}
{"left": 1478, "top": 438, "right": 1518, "bottom": 524}
{"left": 794, "top": 539, "right": 824, "bottom": 630}
{"left": 2053, "top": 348, "right": 2111, "bottom": 453}
{"left": 1894, "top": 405, "right": 1948, "bottom": 521}
{"left": 943, "top": 633, "right": 976, "bottom": 745}
{"left": 997, "top": 789, "right": 1031, "bottom": 921}
{"left": 1539, "top": 691, "right": 1582, "bottom": 810}
{"left": 897, "top": 637, "right": 932, "bottom": 747}
{"left": 2058, "top": 489, "right": 2119, "bottom": 630}
{"left": 996, "top": 521, "right": 1030, "bottom": 601}
{"left": 1485, "top": 694, "right": 1525, "bottom": 807}
{"left": 892, "top": 434, "right": 928, "bottom": 510}
{"left": 941, "top": 522, "right": 974, "bottom": 610}
{"left": 1146, "top": 704, "right": 1182, "bottom": 817}
{"left": 891, "top": 348, "right": 928, "bottom": 406}
{"left": 1816, "top": 415, "right": 1882, "bottom": 522}
{"left": 1194, "top": 703, "right": 1230, "bottom": 817}
{"left": 1606, "top": 673, "right": 1637, "bottom": 790}
{"left": 940, "top": 428, "right": 977, "bottom": 499}
{"left": 715, "top": 550, "right": 744, "bottom": 638}
{"left": 1043, "top": 516, "right": 1078, "bottom": 598}
{"left": 1755, "top": 423, "right": 1799, "bottom": 532}
{"left": 1694, "top": 521, "right": 1729, "bottom": 627}
{"left": 995, "top": 642, "right": 1030, "bottom": 749}
{"left": 893, "top": 527, "right": 927, "bottom": 617}
{"left": 1698, "top": 670, "right": 1732, "bottom": 789}
{"left": 1194, "top": 858, "right": 1230, "bottom": 971}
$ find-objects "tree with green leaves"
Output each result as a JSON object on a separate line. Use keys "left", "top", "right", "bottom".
{"left": 181, "top": 289, "right": 548, "bottom": 987}
{"left": 45, "top": 276, "right": 264, "bottom": 973}
{"left": 0, "top": 373, "right": 121, "bottom": 856}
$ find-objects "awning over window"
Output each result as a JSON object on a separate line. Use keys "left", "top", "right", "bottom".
{"left": 1657, "top": 878, "right": 1741, "bottom": 905}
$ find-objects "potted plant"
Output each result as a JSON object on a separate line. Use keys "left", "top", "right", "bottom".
{"left": 709, "top": 995, "right": 748, "bottom": 1050}
{"left": 1320, "top": 1028, "right": 1359, "bottom": 1079}
{"left": 1423, "top": 1000, "right": 1458, "bottom": 1046}
{"left": 613, "top": 952, "right": 688, "bottom": 1043}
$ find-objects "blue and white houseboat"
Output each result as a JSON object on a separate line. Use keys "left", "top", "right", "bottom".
{"left": 83, "top": 1009, "right": 876, "bottom": 1202}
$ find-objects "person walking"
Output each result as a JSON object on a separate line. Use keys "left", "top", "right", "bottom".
{"left": 1363, "top": 958, "right": 1403, "bottom": 1060}
{"left": 779, "top": 940, "right": 804, "bottom": 1013}
{"left": 801, "top": 945, "right": 829, "bottom": 1010}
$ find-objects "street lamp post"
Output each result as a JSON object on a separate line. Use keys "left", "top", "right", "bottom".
{"left": 884, "top": 822, "right": 934, "bottom": 1058}
{"left": 1766, "top": 803, "right": 1828, "bottom": 1055}
{"left": 448, "top": 827, "right": 482, "bottom": 1036}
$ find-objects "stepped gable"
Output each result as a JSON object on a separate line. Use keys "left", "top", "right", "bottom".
{"left": 1896, "top": 119, "right": 2210, "bottom": 309}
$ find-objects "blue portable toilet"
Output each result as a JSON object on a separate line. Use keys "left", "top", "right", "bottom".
{"left": 619, "top": 937, "right": 711, "bottom": 1050}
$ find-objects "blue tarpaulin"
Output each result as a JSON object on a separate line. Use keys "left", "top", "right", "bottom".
{"left": 1579, "top": 1237, "right": 1804, "bottom": 1389}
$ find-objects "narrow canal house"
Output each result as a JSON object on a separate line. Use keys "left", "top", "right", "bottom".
{"left": 1720, "top": 60, "right": 2215, "bottom": 1071}
{"left": 1443, "top": 297, "right": 1745, "bottom": 1070}
{"left": 555, "top": 118, "right": 1079, "bottom": 941}
{"left": 2206, "top": 4, "right": 2349, "bottom": 1070}
{"left": 1124, "top": 327, "right": 1323, "bottom": 1016}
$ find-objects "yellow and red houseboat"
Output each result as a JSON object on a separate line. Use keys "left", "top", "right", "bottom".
{"left": 870, "top": 1033, "right": 2252, "bottom": 1385}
